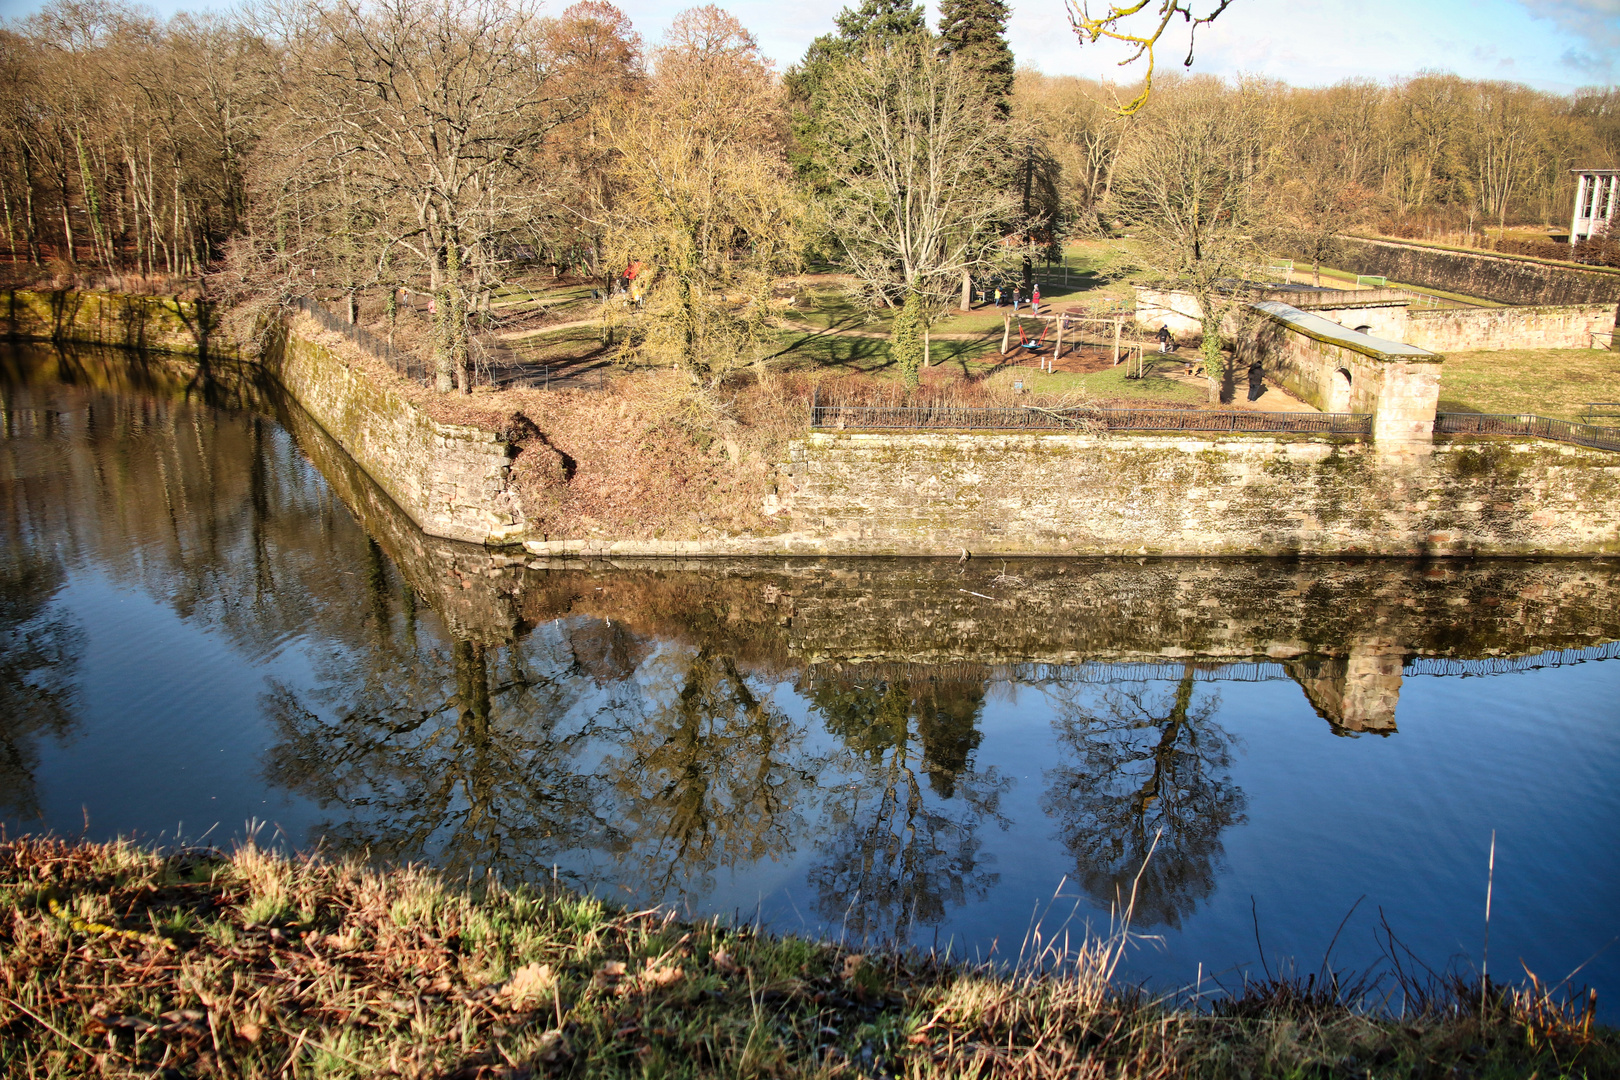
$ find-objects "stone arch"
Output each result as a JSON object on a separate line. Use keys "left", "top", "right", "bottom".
{"left": 1326, "top": 366, "right": 1354, "bottom": 413}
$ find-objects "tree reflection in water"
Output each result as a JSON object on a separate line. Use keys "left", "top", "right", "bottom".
{"left": 805, "top": 677, "right": 1009, "bottom": 943}
{"left": 0, "top": 548, "right": 84, "bottom": 821}
{"left": 600, "top": 646, "right": 820, "bottom": 902}
{"left": 1041, "top": 667, "right": 1246, "bottom": 928}
{"left": 262, "top": 609, "right": 630, "bottom": 883}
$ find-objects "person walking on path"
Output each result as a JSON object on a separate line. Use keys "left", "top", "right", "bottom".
{"left": 1032, "top": 283, "right": 1041, "bottom": 311}
{"left": 994, "top": 285, "right": 1003, "bottom": 307}
{"left": 1156, "top": 325, "right": 1173, "bottom": 353}
{"left": 1011, "top": 288, "right": 1021, "bottom": 313}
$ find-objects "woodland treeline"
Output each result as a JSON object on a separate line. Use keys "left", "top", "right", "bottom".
{"left": 1, "top": 0, "right": 1617, "bottom": 392}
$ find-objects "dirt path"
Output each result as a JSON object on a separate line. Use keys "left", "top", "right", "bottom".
{"left": 495, "top": 318, "right": 597, "bottom": 341}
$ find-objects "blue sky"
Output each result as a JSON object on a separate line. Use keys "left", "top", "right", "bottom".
{"left": 1, "top": 0, "right": 1614, "bottom": 91}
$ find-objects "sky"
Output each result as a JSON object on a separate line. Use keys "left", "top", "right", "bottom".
{"left": 0, "top": 0, "right": 1614, "bottom": 92}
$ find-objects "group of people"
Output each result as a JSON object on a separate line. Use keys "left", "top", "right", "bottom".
{"left": 976, "top": 279, "right": 1043, "bottom": 315}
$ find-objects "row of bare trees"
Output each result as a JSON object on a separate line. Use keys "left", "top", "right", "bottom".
{"left": 0, "top": 2, "right": 265, "bottom": 278}
{"left": 2, "top": 0, "right": 1617, "bottom": 396}
{"left": 1018, "top": 70, "right": 1620, "bottom": 247}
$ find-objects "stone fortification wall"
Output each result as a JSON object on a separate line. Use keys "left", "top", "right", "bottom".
{"left": 1279, "top": 290, "right": 1411, "bottom": 340}
{"left": 1246, "top": 301, "right": 1442, "bottom": 443}
{"left": 1132, "top": 287, "right": 1206, "bottom": 337}
{"left": 1405, "top": 304, "right": 1617, "bottom": 352}
{"left": 3, "top": 288, "right": 229, "bottom": 355}
{"left": 783, "top": 431, "right": 1620, "bottom": 557}
{"left": 1320, "top": 236, "right": 1620, "bottom": 306}
{"left": 261, "top": 330, "right": 529, "bottom": 547}
{"left": 5, "top": 288, "right": 531, "bottom": 547}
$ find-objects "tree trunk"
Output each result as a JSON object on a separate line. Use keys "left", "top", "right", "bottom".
{"left": 960, "top": 269, "right": 971, "bottom": 310}
{"left": 431, "top": 251, "right": 454, "bottom": 393}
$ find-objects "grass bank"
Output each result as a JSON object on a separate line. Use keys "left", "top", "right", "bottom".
{"left": 1, "top": 839, "right": 1612, "bottom": 1079}
{"left": 1436, "top": 347, "right": 1620, "bottom": 420}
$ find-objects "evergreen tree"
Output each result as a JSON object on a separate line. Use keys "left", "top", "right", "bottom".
{"left": 834, "top": 0, "right": 927, "bottom": 41}
{"left": 938, "top": 0, "right": 1015, "bottom": 117}
{"left": 784, "top": 0, "right": 930, "bottom": 189}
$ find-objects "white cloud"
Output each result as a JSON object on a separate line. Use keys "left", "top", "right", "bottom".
{"left": 1515, "top": 0, "right": 1620, "bottom": 46}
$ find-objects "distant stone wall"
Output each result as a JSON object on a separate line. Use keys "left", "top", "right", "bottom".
{"left": 1406, "top": 304, "right": 1617, "bottom": 352}
{"left": 3, "top": 288, "right": 229, "bottom": 355}
{"left": 783, "top": 431, "right": 1620, "bottom": 557}
{"left": 261, "top": 330, "right": 529, "bottom": 546}
{"left": 1320, "top": 236, "right": 1620, "bottom": 306}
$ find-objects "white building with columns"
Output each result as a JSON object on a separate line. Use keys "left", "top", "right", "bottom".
{"left": 1571, "top": 169, "right": 1619, "bottom": 244}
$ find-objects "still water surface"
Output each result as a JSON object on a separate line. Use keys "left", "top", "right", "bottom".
{"left": 3, "top": 343, "right": 1618, "bottom": 1013}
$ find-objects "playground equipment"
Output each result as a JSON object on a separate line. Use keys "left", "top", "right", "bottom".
{"left": 1001, "top": 309, "right": 1136, "bottom": 372}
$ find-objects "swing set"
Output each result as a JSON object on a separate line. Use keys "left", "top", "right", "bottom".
{"left": 999, "top": 310, "right": 1146, "bottom": 374}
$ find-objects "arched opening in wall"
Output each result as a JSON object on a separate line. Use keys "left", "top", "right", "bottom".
{"left": 1329, "top": 367, "right": 1353, "bottom": 413}
{"left": 1353, "top": 324, "right": 1372, "bottom": 335}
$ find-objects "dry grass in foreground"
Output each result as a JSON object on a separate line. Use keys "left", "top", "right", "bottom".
{"left": 1, "top": 839, "right": 1614, "bottom": 1079}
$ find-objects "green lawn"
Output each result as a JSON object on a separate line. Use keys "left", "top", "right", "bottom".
{"left": 1436, "top": 347, "right": 1620, "bottom": 420}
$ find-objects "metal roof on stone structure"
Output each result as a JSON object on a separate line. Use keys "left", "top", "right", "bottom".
{"left": 1251, "top": 300, "right": 1440, "bottom": 361}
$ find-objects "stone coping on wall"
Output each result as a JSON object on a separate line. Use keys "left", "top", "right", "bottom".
{"left": 1251, "top": 300, "right": 1441, "bottom": 362}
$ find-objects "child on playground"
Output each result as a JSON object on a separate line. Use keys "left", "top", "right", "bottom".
{"left": 1031, "top": 284, "right": 1041, "bottom": 316}
{"left": 1011, "top": 288, "right": 1021, "bottom": 313}
{"left": 994, "top": 285, "right": 1003, "bottom": 307}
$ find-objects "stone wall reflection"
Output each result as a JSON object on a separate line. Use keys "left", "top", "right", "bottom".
{"left": 9, "top": 340, "right": 1620, "bottom": 940}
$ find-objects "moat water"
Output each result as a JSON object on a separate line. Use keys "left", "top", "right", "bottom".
{"left": 3, "top": 342, "right": 1617, "bottom": 1014}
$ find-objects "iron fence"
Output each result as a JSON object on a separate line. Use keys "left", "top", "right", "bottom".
{"left": 291, "top": 296, "right": 429, "bottom": 384}
{"left": 807, "top": 641, "right": 1620, "bottom": 687}
{"left": 1435, "top": 412, "right": 1620, "bottom": 452}
{"left": 809, "top": 400, "right": 1373, "bottom": 435}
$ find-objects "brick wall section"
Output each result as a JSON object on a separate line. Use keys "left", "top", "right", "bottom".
{"left": 782, "top": 431, "right": 1620, "bottom": 557}
{"left": 1320, "top": 236, "right": 1620, "bottom": 306}
{"left": 261, "top": 332, "right": 529, "bottom": 546}
{"left": 1406, "top": 304, "right": 1617, "bottom": 351}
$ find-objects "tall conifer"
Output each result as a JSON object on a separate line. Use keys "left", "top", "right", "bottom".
{"left": 938, "top": 0, "right": 1014, "bottom": 117}
{"left": 785, "top": 0, "right": 929, "bottom": 188}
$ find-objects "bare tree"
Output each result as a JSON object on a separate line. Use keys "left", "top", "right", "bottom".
{"left": 601, "top": 6, "right": 804, "bottom": 396}
{"left": 1109, "top": 78, "right": 1276, "bottom": 401}
{"left": 819, "top": 37, "right": 1018, "bottom": 387}
{"left": 246, "top": 0, "right": 616, "bottom": 392}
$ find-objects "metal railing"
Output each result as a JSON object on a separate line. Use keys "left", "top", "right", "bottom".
{"left": 807, "top": 641, "right": 1620, "bottom": 688}
{"left": 291, "top": 296, "right": 429, "bottom": 384}
{"left": 1435, "top": 412, "right": 1620, "bottom": 452}
{"left": 809, "top": 401, "right": 1373, "bottom": 435}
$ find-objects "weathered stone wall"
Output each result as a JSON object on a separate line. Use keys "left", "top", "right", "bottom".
{"left": 6, "top": 287, "right": 530, "bottom": 547}
{"left": 1317, "top": 235, "right": 1620, "bottom": 306}
{"left": 1245, "top": 301, "right": 1442, "bottom": 444}
{"left": 1405, "top": 304, "right": 1617, "bottom": 352}
{"left": 1132, "top": 287, "right": 1206, "bottom": 337}
{"left": 260, "top": 330, "right": 529, "bottom": 546}
{"left": 3, "top": 288, "right": 230, "bottom": 356}
{"left": 783, "top": 431, "right": 1620, "bottom": 557}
